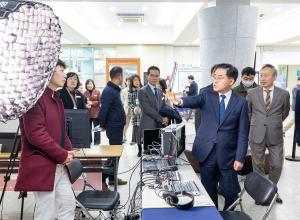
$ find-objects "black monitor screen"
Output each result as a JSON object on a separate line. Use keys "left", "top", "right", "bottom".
{"left": 64, "top": 109, "right": 90, "bottom": 148}
{"left": 0, "top": 132, "right": 21, "bottom": 153}
{"left": 143, "top": 128, "right": 161, "bottom": 155}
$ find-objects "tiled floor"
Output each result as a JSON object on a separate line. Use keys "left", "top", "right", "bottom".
{"left": 1, "top": 116, "right": 300, "bottom": 219}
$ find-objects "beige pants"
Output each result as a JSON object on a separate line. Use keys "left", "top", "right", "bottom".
{"left": 33, "top": 165, "right": 76, "bottom": 220}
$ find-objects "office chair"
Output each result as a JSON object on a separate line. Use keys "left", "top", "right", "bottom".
{"left": 220, "top": 172, "right": 278, "bottom": 220}
{"left": 67, "top": 159, "right": 120, "bottom": 220}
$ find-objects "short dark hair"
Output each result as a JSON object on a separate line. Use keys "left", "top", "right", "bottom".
{"left": 159, "top": 78, "right": 168, "bottom": 94}
{"left": 65, "top": 72, "right": 81, "bottom": 90}
{"left": 56, "top": 59, "right": 66, "bottom": 69}
{"left": 85, "top": 79, "right": 95, "bottom": 91}
{"left": 147, "top": 66, "right": 160, "bottom": 75}
{"left": 210, "top": 64, "right": 217, "bottom": 75}
{"left": 260, "top": 64, "right": 278, "bottom": 76}
{"left": 188, "top": 75, "right": 194, "bottom": 80}
{"left": 214, "top": 63, "right": 238, "bottom": 82}
{"left": 241, "top": 67, "right": 256, "bottom": 76}
{"left": 110, "top": 66, "right": 123, "bottom": 79}
{"left": 297, "top": 77, "right": 300, "bottom": 81}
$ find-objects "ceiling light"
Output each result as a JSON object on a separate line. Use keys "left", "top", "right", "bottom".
{"left": 143, "top": 6, "right": 149, "bottom": 12}
{"left": 109, "top": 6, "right": 116, "bottom": 12}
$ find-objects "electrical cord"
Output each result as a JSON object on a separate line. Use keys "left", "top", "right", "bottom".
{"left": 118, "top": 159, "right": 142, "bottom": 175}
{"left": 116, "top": 157, "right": 142, "bottom": 210}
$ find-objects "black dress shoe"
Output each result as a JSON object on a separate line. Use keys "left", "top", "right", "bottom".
{"left": 276, "top": 197, "right": 283, "bottom": 204}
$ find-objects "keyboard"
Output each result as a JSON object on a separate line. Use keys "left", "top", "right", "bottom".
{"left": 164, "top": 180, "right": 201, "bottom": 196}
{"left": 143, "top": 159, "right": 177, "bottom": 172}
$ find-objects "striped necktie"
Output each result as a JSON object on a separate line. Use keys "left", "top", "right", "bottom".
{"left": 265, "top": 90, "right": 271, "bottom": 109}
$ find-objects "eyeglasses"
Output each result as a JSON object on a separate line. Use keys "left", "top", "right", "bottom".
{"left": 211, "top": 76, "right": 227, "bottom": 82}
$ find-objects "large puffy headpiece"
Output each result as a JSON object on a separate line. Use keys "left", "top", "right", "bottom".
{"left": 0, "top": 1, "right": 62, "bottom": 122}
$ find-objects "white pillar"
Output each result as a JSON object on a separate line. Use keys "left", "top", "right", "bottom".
{"left": 197, "top": 0, "right": 258, "bottom": 87}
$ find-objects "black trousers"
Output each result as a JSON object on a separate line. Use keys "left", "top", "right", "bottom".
{"left": 200, "top": 146, "right": 240, "bottom": 210}
{"left": 103, "top": 126, "right": 124, "bottom": 181}
{"left": 90, "top": 118, "right": 101, "bottom": 145}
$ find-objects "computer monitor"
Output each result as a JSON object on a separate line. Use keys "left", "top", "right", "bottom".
{"left": 64, "top": 109, "right": 91, "bottom": 148}
{"left": 161, "top": 123, "right": 185, "bottom": 157}
{"left": 0, "top": 132, "right": 21, "bottom": 153}
{"left": 143, "top": 128, "right": 161, "bottom": 155}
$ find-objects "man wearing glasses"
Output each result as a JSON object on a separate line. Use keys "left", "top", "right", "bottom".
{"left": 167, "top": 63, "right": 249, "bottom": 210}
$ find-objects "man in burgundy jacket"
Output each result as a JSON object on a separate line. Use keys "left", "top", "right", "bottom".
{"left": 15, "top": 60, "right": 76, "bottom": 220}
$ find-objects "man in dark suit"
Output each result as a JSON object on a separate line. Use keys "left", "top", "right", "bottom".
{"left": 186, "top": 75, "right": 198, "bottom": 121}
{"left": 138, "top": 66, "right": 169, "bottom": 152}
{"left": 233, "top": 66, "right": 258, "bottom": 97}
{"left": 167, "top": 63, "right": 249, "bottom": 210}
{"left": 99, "top": 66, "right": 127, "bottom": 186}
{"left": 295, "top": 89, "right": 300, "bottom": 146}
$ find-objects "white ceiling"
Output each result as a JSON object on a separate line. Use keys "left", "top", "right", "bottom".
{"left": 40, "top": 1, "right": 300, "bottom": 46}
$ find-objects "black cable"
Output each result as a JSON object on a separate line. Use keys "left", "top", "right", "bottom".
{"left": 118, "top": 159, "right": 142, "bottom": 175}
{"left": 116, "top": 157, "right": 142, "bottom": 210}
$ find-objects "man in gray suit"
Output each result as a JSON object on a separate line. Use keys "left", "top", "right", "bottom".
{"left": 138, "top": 66, "right": 169, "bottom": 156}
{"left": 247, "top": 64, "right": 290, "bottom": 204}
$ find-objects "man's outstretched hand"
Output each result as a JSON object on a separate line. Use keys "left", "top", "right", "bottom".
{"left": 166, "top": 91, "right": 180, "bottom": 106}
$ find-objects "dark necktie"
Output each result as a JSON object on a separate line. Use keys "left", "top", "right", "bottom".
{"left": 219, "top": 95, "right": 226, "bottom": 123}
{"left": 265, "top": 90, "right": 271, "bottom": 109}
{"left": 154, "top": 87, "right": 158, "bottom": 98}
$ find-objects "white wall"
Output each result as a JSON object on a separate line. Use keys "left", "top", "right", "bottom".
{"left": 115, "top": 45, "right": 201, "bottom": 79}
{"left": 256, "top": 45, "right": 300, "bottom": 93}
{"left": 115, "top": 45, "right": 167, "bottom": 77}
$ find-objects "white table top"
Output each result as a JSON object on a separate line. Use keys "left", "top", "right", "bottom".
{"left": 142, "top": 156, "right": 215, "bottom": 209}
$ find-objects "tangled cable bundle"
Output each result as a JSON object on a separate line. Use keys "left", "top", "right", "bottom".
{"left": 0, "top": 1, "right": 62, "bottom": 122}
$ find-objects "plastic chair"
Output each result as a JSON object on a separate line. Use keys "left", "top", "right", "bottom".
{"left": 220, "top": 172, "right": 278, "bottom": 220}
{"left": 66, "top": 159, "right": 120, "bottom": 220}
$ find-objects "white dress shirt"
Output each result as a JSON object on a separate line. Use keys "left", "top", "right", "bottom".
{"left": 263, "top": 85, "right": 274, "bottom": 103}
{"left": 218, "top": 90, "right": 232, "bottom": 110}
{"left": 148, "top": 83, "right": 157, "bottom": 95}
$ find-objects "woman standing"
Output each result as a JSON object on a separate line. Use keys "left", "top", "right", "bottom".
{"left": 128, "top": 74, "right": 143, "bottom": 157}
{"left": 59, "top": 72, "right": 91, "bottom": 109}
{"left": 84, "top": 79, "right": 101, "bottom": 145}
{"left": 121, "top": 77, "right": 132, "bottom": 143}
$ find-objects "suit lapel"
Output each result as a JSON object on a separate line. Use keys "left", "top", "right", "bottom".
{"left": 208, "top": 91, "right": 220, "bottom": 122}
{"left": 146, "top": 85, "right": 160, "bottom": 110}
{"left": 219, "top": 92, "right": 238, "bottom": 126}
{"left": 267, "top": 86, "right": 278, "bottom": 112}
{"left": 258, "top": 87, "right": 266, "bottom": 112}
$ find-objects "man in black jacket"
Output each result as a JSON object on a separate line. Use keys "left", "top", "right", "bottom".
{"left": 233, "top": 67, "right": 258, "bottom": 97}
{"left": 295, "top": 89, "right": 300, "bottom": 146}
{"left": 186, "top": 75, "right": 198, "bottom": 121}
{"left": 99, "top": 66, "right": 127, "bottom": 186}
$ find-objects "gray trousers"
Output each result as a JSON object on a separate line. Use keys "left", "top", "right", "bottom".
{"left": 250, "top": 134, "right": 284, "bottom": 184}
